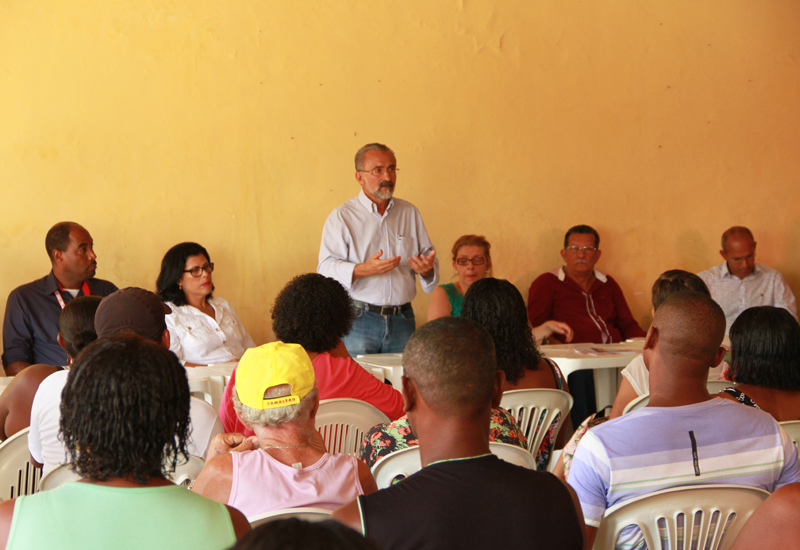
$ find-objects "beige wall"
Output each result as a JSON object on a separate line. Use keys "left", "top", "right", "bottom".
{"left": 2, "top": 1, "right": 799, "bottom": 347}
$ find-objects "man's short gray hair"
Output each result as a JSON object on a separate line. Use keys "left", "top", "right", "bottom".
{"left": 232, "top": 386, "right": 319, "bottom": 428}
{"left": 355, "top": 143, "right": 394, "bottom": 170}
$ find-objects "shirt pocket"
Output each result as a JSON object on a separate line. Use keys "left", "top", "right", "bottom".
{"left": 219, "top": 315, "right": 243, "bottom": 341}
{"left": 393, "top": 235, "right": 419, "bottom": 267}
{"left": 179, "top": 324, "right": 215, "bottom": 346}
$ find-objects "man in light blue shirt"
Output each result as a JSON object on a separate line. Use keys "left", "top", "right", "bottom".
{"left": 318, "top": 143, "right": 438, "bottom": 356}
{"left": 698, "top": 226, "right": 797, "bottom": 334}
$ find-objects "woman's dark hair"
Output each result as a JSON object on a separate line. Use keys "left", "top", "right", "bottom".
{"left": 461, "top": 278, "right": 541, "bottom": 384}
{"left": 61, "top": 334, "right": 191, "bottom": 484}
{"left": 271, "top": 274, "right": 355, "bottom": 353}
{"left": 58, "top": 295, "right": 102, "bottom": 358}
{"left": 156, "top": 242, "right": 213, "bottom": 306}
{"left": 729, "top": 306, "right": 800, "bottom": 390}
{"left": 651, "top": 269, "right": 710, "bottom": 311}
{"left": 231, "top": 519, "right": 383, "bottom": 550}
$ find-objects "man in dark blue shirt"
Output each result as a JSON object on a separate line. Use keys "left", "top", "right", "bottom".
{"left": 2, "top": 222, "right": 117, "bottom": 375}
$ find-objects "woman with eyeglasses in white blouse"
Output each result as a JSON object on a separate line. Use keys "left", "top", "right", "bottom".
{"left": 157, "top": 242, "right": 256, "bottom": 366}
{"left": 427, "top": 234, "right": 574, "bottom": 344}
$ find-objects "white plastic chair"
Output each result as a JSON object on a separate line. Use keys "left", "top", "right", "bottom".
{"left": 185, "top": 372, "right": 215, "bottom": 408}
{"left": 499, "top": 389, "right": 573, "bottom": 460}
{"left": 248, "top": 507, "right": 332, "bottom": 528}
{"left": 370, "top": 441, "right": 535, "bottom": 489}
{"left": 170, "top": 455, "right": 205, "bottom": 487}
{"left": 624, "top": 381, "right": 735, "bottom": 415}
{"left": 488, "top": 442, "right": 537, "bottom": 469}
{"left": 0, "top": 428, "right": 41, "bottom": 499}
{"left": 593, "top": 484, "right": 770, "bottom": 550}
{"left": 37, "top": 463, "right": 80, "bottom": 491}
{"left": 39, "top": 455, "right": 205, "bottom": 491}
{"left": 315, "top": 399, "right": 390, "bottom": 457}
{"left": 707, "top": 380, "right": 733, "bottom": 395}
{"left": 623, "top": 393, "right": 650, "bottom": 415}
{"left": 371, "top": 446, "right": 422, "bottom": 489}
{"left": 780, "top": 421, "right": 800, "bottom": 450}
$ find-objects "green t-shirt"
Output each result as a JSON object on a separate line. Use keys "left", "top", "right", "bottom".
{"left": 7, "top": 482, "right": 236, "bottom": 550}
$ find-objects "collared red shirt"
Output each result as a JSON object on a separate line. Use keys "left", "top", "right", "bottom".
{"left": 527, "top": 266, "right": 645, "bottom": 344}
{"left": 318, "top": 190, "right": 439, "bottom": 306}
{"left": 2, "top": 271, "right": 118, "bottom": 367}
{"left": 698, "top": 262, "right": 798, "bottom": 334}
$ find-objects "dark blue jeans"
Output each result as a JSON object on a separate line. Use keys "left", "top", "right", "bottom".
{"left": 342, "top": 307, "right": 416, "bottom": 356}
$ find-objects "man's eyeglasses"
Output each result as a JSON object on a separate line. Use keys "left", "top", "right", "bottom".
{"left": 564, "top": 246, "right": 598, "bottom": 253}
{"left": 358, "top": 166, "right": 399, "bottom": 177}
{"left": 183, "top": 263, "right": 214, "bottom": 277}
{"left": 455, "top": 257, "right": 486, "bottom": 266}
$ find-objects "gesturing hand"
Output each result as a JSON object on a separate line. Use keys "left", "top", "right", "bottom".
{"left": 408, "top": 249, "right": 436, "bottom": 278}
{"left": 353, "top": 249, "right": 402, "bottom": 280}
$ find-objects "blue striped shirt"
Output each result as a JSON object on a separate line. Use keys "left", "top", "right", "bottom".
{"left": 568, "top": 398, "right": 800, "bottom": 548}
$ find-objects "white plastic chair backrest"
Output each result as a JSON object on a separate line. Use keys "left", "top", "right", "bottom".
{"left": 248, "top": 507, "right": 332, "bottom": 528}
{"left": 499, "top": 389, "right": 573, "bottom": 457}
{"left": 39, "top": 454, "right": 205, "bottom": 492}
{"left": 780, "top": 421, "right": 800, "bottom": 451}
{"left": 624, "top": 382, "right": 734, "bottom": 416}
{"left": 623, "top": 393, "right": 650, "bottom": 415}
{"left": 707, "top": 380, "right": 733, "bottom": 395}
{"left": 315, "top": 398, "right": 390, "bottom": 457}
{"left": 38, "top": 463, "right": 80, "bottom": 492}
{"left": 371, "top": 442, "right": 535, "bottom": 489}
{"left": 0, "top": 428, "right": 41, "bottom": 499}
{"left": 371, "top": 446, "right": 422, "bottom": 489}
{"left": 169, "top": 455, "right": 205, "bottom": 488}
{"left": 185, "top": 373, "right": 214, "bottom": 408}
{"left": 594, "top": 484, "right": 770, "bottom": 550}
{"left": 489, "top": 442, "right": 536, "bottom": 469}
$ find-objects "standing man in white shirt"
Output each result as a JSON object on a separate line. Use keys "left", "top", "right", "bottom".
{"left": 698, "top": 226, "right": 797, "bottom": 334}
{"left": 318, "top": 143, "right": 439, "bottom": 356}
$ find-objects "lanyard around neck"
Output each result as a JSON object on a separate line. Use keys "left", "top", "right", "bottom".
{"left": 54, "top": 280, "right": 91, "bottom": 310}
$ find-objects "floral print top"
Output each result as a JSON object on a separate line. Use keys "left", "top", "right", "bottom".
{"left": 359, "top": 407, "right": 529, "bottom": 469}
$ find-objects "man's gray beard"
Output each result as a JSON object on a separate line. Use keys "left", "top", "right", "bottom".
{"left": 375, "top": 184, "right": 394, "bottom": 200}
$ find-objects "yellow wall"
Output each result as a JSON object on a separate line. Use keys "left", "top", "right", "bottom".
{"left": 2, "top": 1, "right": 799, "bottom": 347}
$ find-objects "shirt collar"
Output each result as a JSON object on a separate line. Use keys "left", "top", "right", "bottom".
{"left": 557, "top": 265, "right": 607, "bottom": 283}
{"left": 357, "top": 189, "right": 394, "bottom": 215}
{"left": 720, "top": 262, "right": 759, "bottom": 280}
{"left": 44, "top": 271, "right": 61, "bottom": 294}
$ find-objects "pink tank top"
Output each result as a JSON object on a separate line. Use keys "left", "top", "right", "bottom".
{"left": 229, "top": 450, "right": 365, "bottom": 518}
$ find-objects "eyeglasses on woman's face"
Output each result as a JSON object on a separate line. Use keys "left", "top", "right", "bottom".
{"left": 455, "top": 257, "right": 486, "bottom": 266}
{"left": 183, "top": 263, "right": 214, "bottom": 277}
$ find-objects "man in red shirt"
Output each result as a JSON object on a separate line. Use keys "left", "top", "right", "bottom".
{"left": 528, "top": 225, "right": 645, "bottom": 426}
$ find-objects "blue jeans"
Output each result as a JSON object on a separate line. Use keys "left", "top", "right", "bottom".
{"left": 342, "top": 307, "right": 416, "bottom": 356}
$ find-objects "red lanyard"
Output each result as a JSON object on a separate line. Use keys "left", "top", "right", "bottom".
{"left": 54, "top": 280, "right": 91, "bottom": 310}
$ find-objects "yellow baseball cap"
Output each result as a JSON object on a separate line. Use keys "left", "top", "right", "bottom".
{"left": 235, "top": 341, "right": 315, "bottom": 410}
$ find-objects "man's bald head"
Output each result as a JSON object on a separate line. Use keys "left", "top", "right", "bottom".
{"left": 651, "top": 290, "right": 726, "bottom": 372}
{"left": 403, "top": 317, "right": 497, "bottom": 419}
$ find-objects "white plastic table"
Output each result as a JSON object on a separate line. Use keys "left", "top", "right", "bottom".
{"left": 355, "top": 341, "right": 644, "bottom": 408}
{"left": 184, "top": 362, "right": 237, "bottom": 411}
{"left": 539, "top": 342, "right": 643, "bottom": 408}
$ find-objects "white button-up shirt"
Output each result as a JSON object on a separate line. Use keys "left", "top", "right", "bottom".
{"left": 318, "top": 190, "right": 439, "bottom": 306}
{"left": 698, "top": 262, "right": 798, "bottom": 333}
{"left": 165, "top": 296, "right": 256, "bottom": 364}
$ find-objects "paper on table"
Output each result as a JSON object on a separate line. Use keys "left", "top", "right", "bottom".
{"left": 574, "top": 346, "right": 642, "bottom": 356}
